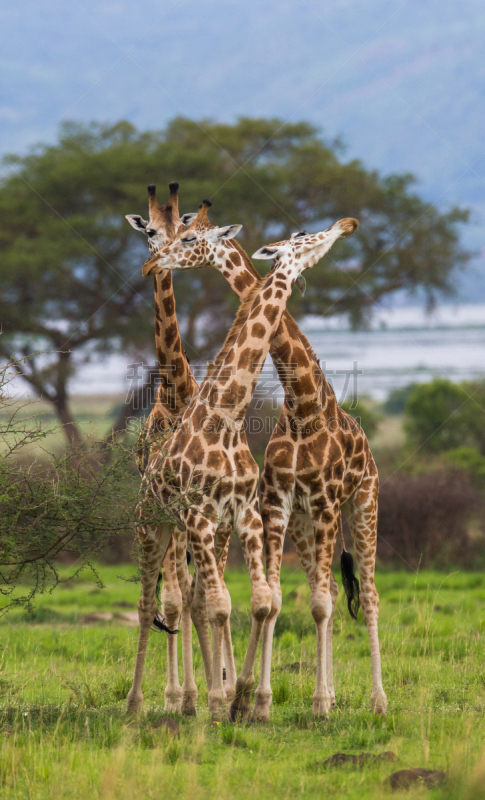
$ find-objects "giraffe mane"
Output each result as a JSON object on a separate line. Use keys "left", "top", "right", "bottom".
{"left": 206, "top": 274, "right": 266, "bottom": 379}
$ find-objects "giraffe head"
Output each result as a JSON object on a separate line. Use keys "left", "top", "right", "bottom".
{"left": 125, "top": 182, "right": 183, "bottom": 254}
{"left": 252, "top": 218, "right": 358, "bottom": 269}
{"left": 141, "top": 200, "right": 242, "bottom": 276}
{"left": 251, "top": 218, "right": 358, "bottom": 293}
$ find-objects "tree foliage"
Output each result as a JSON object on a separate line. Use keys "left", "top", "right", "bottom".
{"left": 404, "top": 378, "right": 485, "bottom": 455}
{"left": 0, "top": 356, "right": 193, "bottom": 613}
{"left": 0, "top": 117, "right": 470, "bottom": 443}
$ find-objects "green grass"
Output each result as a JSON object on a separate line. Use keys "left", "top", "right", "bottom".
{"left": 1, "top": 566, "right": 485, "bottom": 799}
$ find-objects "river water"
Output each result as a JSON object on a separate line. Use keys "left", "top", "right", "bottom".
{"left": 17, "top": 303, "right": 484, "bottom": 403}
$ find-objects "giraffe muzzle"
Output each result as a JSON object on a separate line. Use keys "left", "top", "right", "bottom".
{"left": 338, "top": 218, "right": 359, "bottom": 238}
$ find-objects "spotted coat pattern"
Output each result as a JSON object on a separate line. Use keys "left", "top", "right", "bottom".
{"left": 144, "top": 210, "right": 387, "bottom": 720}
{"left": 125, "top": 186, "right": 232, "bottom": 716}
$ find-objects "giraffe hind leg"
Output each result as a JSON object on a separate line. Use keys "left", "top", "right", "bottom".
{"left": 127, "top": 519, "right": 173, "bottom": 714}
{"left": 253, "top": 500, "right": 292, "bottom": 723}
{"left": 230, "top": 506, "right": 272, "bottom": 722}
{"left": 345, "top": 481, "right": 387, "bottom": 715}
{"left": 174, "top": 529, "right": 198, "bottom": 715}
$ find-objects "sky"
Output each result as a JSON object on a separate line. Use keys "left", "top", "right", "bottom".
{"left": 1, "top": 0, "right": 484, "bottom": 299}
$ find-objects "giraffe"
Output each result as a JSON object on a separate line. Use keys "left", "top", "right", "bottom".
{"left": 251, "top": 230, "right": 387, "bottom": 722}
{"left": 140, "top": 199, "right": 343, "bottom": 711}
{"left": 125, "top": 184, "right": 235, "bottom": 714}
{"left": 139, "top": 210, "right": 357, "bottom": 721}
{"left": 141, "top": 205, "right": 386, "bottom": 721}
{"left": 125, "top": 182, "right": 199, "bottom": 715}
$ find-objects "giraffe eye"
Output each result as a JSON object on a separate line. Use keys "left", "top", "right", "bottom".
{"left": 146, "top": 229, "right": 157, "bottom": 237}
{"left": 181, "top": 236, "right": 197, "bottom": 244}
{"left": 293, "top": 230, "right": 308, "bottom": 239}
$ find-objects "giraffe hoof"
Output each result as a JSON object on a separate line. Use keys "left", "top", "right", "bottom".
{"left": 228, "top": 701, "right": 252, "bottom": 723}
{"left": 126, "top": 690, "right": 144, "bottom": 714}
{"left": 251, "top": 709, "right": 270, "bottom": 724}
{"left": 182, "top": 691, "right": 197, "bottom": 716}
{"left": 372, "top": 702, "right": 387, "bottom": 716}
{"left": 312, "top": 695, "right": 331, "bottom": 718}
{"left": 253, "top": 691, "right": 272, "bottom": 723}
{"left": 228, "top": 703, "right": 241, "bottom": 723}
{"left": 371, "top": 691, "right": 388, "bottom": 716}
{"left": 164, "top": 690, "right": 183, "bottom": 714}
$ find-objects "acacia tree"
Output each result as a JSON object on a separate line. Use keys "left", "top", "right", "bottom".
{"left": 0, "top": 357, "right": 198, "bottom": 611}
{"left": 0, "top": 117, "right": 470, "bottom": 445}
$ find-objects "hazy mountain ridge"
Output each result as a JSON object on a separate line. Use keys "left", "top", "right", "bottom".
{"left": 1, "top": 0, "right": 484, "bottom": 298}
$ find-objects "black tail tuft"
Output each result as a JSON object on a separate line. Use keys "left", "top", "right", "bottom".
{"left": 340, "top": 549, "right": 360, "bottom": 620}
{"left": 151, "top": 572, "right": 178, "bottom": 634}
{"left": 155, "top": 572, "right": 162, "bottom": 604}
{"left": 151, "top": 611, "right": 178, "bottom": 634}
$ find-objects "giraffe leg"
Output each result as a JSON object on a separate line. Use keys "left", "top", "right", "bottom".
{"left": 174, "top": 530, "right": 198, "bottom": 716}
{"left": 126, "top": 518, "right": 173, "bottom": 714}
{"left": 310, "top": 512, "right": 340, "bottom": 718}
{"left": 230, "top": 505, "right": 272, "bottom": 721}
{"left": 161, "top": 538, "right": 183, "bottom": 713}
{"left": 345, "top": 483, "right": 387, "bottom": 715}
{"left": 253, "top": 502, "right": 292, "bottom": 723}
{"left": 281, "top": 513, "right": 339, "bottom": 709}
{"left": 187, "top": 515, "right": 229, "bottom": 721}
{"left": 189, "top": 568, "right": 213, "bottom": 689}
{"left": 327, "top": 572, "right": 339, "bottom": 709}
{"left": 189, "top": 527, "right": 236, "bottom": 703}
{"left": 217, "top": 533, "right": 237, "bottom": 704}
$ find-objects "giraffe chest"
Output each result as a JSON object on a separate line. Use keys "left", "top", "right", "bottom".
{"left": 145, "top": 429, "right": 260, "bottom": 527}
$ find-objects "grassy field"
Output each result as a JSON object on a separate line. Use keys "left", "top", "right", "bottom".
{"left": 1, "top": 565, "right": 485, "bottom": 799}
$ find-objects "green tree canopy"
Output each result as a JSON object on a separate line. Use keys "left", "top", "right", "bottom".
{"left": 0, "top": 117, "right": 470, "bottom": 444}
{"left": 404, "top": 378, "right": 485, "bottom": 455}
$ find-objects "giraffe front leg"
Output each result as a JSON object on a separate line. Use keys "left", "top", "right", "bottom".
{"left": 253, "top": 503, "right": 291, "bottom": 723}
{"left": 188, "top": 515, "right": 228, "bottom": 721}
{"left": 216, "top": 528, "right": 237, "bottom": 705}
{"left": 171, "top": 529, "right": 199, "bottom": 716}
{"left": 346, "top": 490, "right": 387, "bottom": 715}
{"left": 285, "top": 512, "right": 338, "bottom": 708}
{"left": 310, "top": 515, "right": 339, "bottom": 719}
{"left": 189, "top": 569, "right": 213, "bottom": 689}
{"left": 230, "top": 506, "right": 272, "bottom": 722}
{"left": 161, "top": 537, "right": 183, "bottom": 713}
{"left": 127, "top": 518, "right": 173, "bottom": 714}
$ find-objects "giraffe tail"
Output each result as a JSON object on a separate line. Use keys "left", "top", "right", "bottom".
{"left": 151, "top": 572, "right": 179, "bottom": 635}
{"left": 339, "top": 516, "right": 360, "bottom": 620}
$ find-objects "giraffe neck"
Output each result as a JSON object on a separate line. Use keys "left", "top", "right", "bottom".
{"left": 210, "top": 240, "right": 337, "bottom": 420}
{"left": 199, "top": 264, "right": 302, "bottom": 423}
{"left": 151, "top": 271, "right": 198, "bottom": 424}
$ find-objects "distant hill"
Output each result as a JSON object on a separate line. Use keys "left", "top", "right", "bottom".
{"left": 1, "top": 0, "right": 484, "bottom": 299}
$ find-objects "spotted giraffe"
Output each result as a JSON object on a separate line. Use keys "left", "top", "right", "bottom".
{"left": 142, "top": 206, "right": 386, "bottom": 721}
{"left": 140, "top": 211, "right": 357, "bottom": 721}
{"left": 141, "top": 199, "right": 343, "bottom": 711}
{"left": 125, "top": 184, "right": 235, "bottom": 714}
{"left": 250, "top": 229, "right": 387, "bottom": 722}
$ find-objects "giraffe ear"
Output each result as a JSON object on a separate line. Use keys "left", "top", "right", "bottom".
{"left": 181, "top": 212, "right": 198, "bottom": 226}
{"left": 252, "top": 245, "right": 281, "bottom": 260}
{"left": 125, "top": 214, "right": 148, "bottom": 233}
{"left": 207, "top": 224, "right": 243, "bottom": 241}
